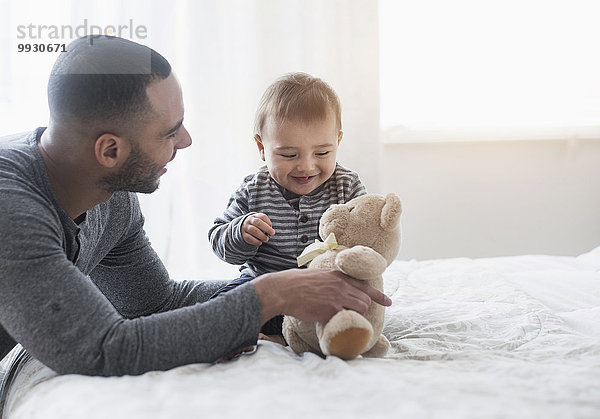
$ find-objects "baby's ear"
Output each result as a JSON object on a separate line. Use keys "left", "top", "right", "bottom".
{"left": 380, "top": 193, "right": 402, "bottom": 231}
{"left": 254, "top": 134, "right": 265, "bottom": 161}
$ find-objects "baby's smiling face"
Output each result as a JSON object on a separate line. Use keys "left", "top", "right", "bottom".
{"left": 255, "top": 112, "right": 342, "bottom": 195}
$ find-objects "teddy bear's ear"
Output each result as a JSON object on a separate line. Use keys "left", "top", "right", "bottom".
{"left": 380, "top": 193, "right": 402, "bottom": 231}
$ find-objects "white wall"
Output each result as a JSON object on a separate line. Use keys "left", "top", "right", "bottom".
{"left": 378, "top": 138, "right": 600, "bottom": 260}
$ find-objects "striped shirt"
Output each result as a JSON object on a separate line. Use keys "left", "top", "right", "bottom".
{"left": 209, "top": 163, "right": 366, "bottom": 277}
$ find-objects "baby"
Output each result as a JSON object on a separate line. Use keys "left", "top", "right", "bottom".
{"left": 208, "top": 72, "right": 366, "bottom": 335}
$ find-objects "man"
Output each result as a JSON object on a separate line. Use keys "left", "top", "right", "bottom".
{"left": 0, "top": 36, "right": 391, "bottom": 377}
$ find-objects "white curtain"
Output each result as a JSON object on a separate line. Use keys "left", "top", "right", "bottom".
{"left": 0, "top": 0, "right": 380, "bottom": 278}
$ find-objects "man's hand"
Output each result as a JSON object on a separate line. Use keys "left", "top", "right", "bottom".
{"left": 242, "top": 213, "right": 276, "bottom": 246}
{"left": 251, "top": 269, "right": 392, "bottom": 325}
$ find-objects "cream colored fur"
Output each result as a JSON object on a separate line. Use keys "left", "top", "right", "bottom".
{"left": 282, "top": 193, "right": 402, "bottom": 359}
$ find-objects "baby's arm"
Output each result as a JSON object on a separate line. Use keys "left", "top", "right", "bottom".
{"left": 209, "top": 184, "right": 260, "bottom": 264}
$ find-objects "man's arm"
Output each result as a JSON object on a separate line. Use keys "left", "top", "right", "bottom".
{"left": 0, "top": 189, "right": 262, "bottom": 376}
{"left": 1, "top": 248, "right": 262, "bottom": 376}
{"left": 91, "top": 193, "right": 229, "bottom": 316}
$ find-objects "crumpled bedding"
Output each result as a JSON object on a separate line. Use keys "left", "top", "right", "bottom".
{"left": 5, "top": 248, "right": 600, "bottom": 419}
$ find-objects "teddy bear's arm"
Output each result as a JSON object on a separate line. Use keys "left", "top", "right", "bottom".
{"left": 335, "top": 246, "right": 388, "bottom": 280}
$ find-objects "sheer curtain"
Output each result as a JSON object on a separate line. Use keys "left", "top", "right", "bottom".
{"left": 0, "top": 0, "right": 380, "bottom": 278}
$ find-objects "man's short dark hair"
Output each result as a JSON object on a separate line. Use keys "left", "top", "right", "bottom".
{"left": 47, "top": 36, "right": 172, "bottom": 135}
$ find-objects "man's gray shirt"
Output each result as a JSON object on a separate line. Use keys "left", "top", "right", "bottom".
{"left": 0, "top": 128, "right": 262, "bottom": 376}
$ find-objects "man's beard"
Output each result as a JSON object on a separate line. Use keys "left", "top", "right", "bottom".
{"left": 98, "top": 142, "right": 165, "bottom": 194}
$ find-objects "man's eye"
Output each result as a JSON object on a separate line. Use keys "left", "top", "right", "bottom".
{"left": 316, "top": 152, "right": 330, "bottom": 156}
{"left": 167, "top": 132, "right": 177, "bottom": 139}
{"left": 280, "top": 154, "right": 296, "bottom": 158}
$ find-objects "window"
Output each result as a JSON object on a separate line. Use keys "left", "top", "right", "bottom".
{"left": 379, "top": 0, "right": 600, "bottom": 142}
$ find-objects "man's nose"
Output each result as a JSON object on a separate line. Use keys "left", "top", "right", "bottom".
{"left": 176, "top": 125, "right": 192, "bottom": 149}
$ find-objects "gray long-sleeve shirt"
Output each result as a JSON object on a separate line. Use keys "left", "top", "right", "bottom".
{"left": 0, "top": 128, "right": 262, "bottom": 376}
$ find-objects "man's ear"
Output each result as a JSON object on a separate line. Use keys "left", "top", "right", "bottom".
{"left": 254, "top": 134, "right": 265, "bottom": 161}
{"left": 337, "top": 130, "right": 343, "bottom": 145}
{"left": 94, "top": 133, "right": 129, "bottom": 168}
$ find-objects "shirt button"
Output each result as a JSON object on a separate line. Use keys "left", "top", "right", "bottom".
{"left": 299, "top": 214, "right": 308, "bottom": 223}
{"left": 300, "top": 235, "right": 309, "bottom": 243}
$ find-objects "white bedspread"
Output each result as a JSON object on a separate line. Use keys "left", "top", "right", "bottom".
{"left": 6, "top": 249, "right": 600, "bottom": 419}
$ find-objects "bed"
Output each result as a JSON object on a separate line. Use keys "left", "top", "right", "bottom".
{"left": 3, "top": 247, "right": 600, "bottom": 419}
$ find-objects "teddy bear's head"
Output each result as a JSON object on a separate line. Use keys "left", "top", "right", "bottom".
{"left": 319, "top": 193, "right": 402, "bottom": 264}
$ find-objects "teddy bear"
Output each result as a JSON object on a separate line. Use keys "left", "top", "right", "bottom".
{"left": 282, "top": 193, "right": 402, "bottom": 360}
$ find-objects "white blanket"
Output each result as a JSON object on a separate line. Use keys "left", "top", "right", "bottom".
{"left": 6, "top": 249, "right": 600, "bottom": 419}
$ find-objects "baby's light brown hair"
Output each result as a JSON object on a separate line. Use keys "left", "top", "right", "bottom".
{"left": 254, "top": 72, "right": 342, "bottom": 137}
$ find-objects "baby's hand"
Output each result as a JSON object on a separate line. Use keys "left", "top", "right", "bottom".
{"left": 242, "top": 213, "right": 276, "bottom": 246}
